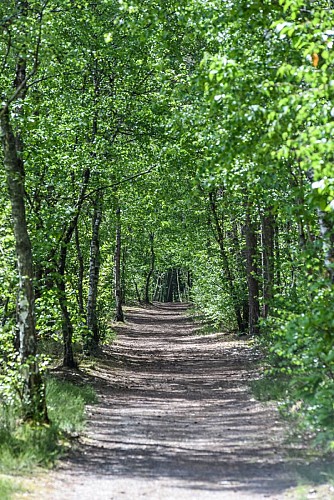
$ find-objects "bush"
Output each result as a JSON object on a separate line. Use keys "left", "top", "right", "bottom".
{"left": 260, "top": 280, "right": 334, "bottom": 448}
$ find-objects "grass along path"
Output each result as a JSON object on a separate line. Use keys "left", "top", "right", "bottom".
{"left": 16, "top": 303, "right": 334, "bottom": 499}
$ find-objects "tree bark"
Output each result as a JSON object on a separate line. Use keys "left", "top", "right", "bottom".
{"left": 261, "top": 208, "right": 275, "bottom": 318}
{"left": 274, "top": 218, "right": 281, "bottom": 290}
{"left": 144, "top": 232, "right": 155, "bottom": 304}
{"left": 166, "top": 269, "right": 174, "bottom": 302}
{"left": 317, "top": 209, "right": 334, "bottom": 283}
{"left": 176, "top": 269, "right": 182, "bottom": 302}
{"left": 58, "top": 245, "right": 76, "bottom": 368}
{"left": 306, "top": 170, "right": 334, "bottom": 282}
{"left": 231, "top": 220, "right": 249, "bottom": 331}
{"left": 153, "top": 273, "right": 162, "bottom": 302}
{"left": 245, "top": 207, "right": 260, "bottom": 335}
{"left": 1, "top": 107, "right": 47, "bottom": 421}
{"left": 114, "top": 206, "right": 124, "bottom": 321}
{"left": 57, "top": 169, "right": 90, "bottom": 367}
{"left": 134, "top": 280, "right": 142, "bottom": 303}
{"left": 86, "top": 198, "right": 102, "bottom": 351}
{"left": 0, "top": 0, "right": 48, "bottom": 420}
{"left": 209, "top": 191, "right": 244, "bottom": 331}
{"left": 75, "top": 224, "right": 85, "bottom": 317}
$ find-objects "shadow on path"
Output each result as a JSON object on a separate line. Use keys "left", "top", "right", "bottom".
{"left": 47, "top": 304, "right": 333, "bottom": 500}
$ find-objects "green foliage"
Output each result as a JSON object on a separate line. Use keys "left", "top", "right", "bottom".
{"left": 268, "top": 281, "right": 334, "bottom": 445}
{"left": 0, "top": 424, "right": 59, "bottom": 472}
{"left": 46, "top": 377, "right": 97, "bottom": 434}
{"left": 176, "top": 0, "right": 334, "bottom": 446}
{"left": 1, "top": 0, "right": 334, "bottom": 455}
{"left": 250, "top": 374, "right": 290, "bottom": 403}
{"left": 0, "top": 377, "right": 97, "bottom": 472}
{"left": 191, "top": 253, "right": 237, "bottom": 330}
{"left": 0, "top": 477, "right": 21, "bottom": 500}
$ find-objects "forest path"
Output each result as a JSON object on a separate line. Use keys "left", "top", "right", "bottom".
{"left": 21, "top": 304, "right": 332, "bottom": 499}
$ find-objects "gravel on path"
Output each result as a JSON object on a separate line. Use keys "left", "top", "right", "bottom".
{"left": 17, "top": 303, "right": 334, "bottom": 500}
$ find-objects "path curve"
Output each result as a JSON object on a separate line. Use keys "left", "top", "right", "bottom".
{"left": 21, "top": 304, "right": 332, "bottom": 499}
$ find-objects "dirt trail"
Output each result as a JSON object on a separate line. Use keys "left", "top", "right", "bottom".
{"left": 21, "top": 304, "right": 333, "bottom": 499}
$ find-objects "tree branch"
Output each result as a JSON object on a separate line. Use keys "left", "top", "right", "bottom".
{"left": 84, "top": 164, "right": 159, "bottom": 200}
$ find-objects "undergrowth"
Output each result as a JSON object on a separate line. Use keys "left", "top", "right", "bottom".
{"left": 250, "top": 373, "right": 290, "bottom": 403}
{"left": 0, "top": 477, "right": 21, "bottom": 500}
{"left": 46, "top": 378, "right": 97, "bottom": 434}
{"left": 0, "top": 377, "right": 97, "bottom": 474}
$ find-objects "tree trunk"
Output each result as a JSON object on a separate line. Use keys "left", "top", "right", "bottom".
{"left": 176, "top": 269, "right": 182, "bottom": 302}
{"left": 58, "top": 245, "right": 76, "bottom": 368}
{"left": 153, "top": 273, "right": 162, "bottom": 301}
{"left": 75, "top": 225, "right": 85, "bottom": 317}
{"left": 57, "top": 169, "right": 90, "bottom": 367}
{"left": 209, "top": 191, "right": 244, "bottom": 331}
{"left": 231, "top": 220, "right": 249, "bottom": 331}
{"left": 114, "top": 207, "right": 124, "bottom": 322}
{"left": 261, "top": 209, "right": 275, "bottom": 318}
{"left": 134, "top": 281, "right": 142, "bottom": 303}
{"left": 121, "top": 246, "right": 127, "bottom": 304}
{"left": 144, "top": 232, "right": 155, "bottom": 304}
{"left": 86, "top": 199, "right": 102, "bottom": 351}
{"left": 1, "top": 6, "right": 48, "bottom": 420}
{"left": 166, "top": 269, "right": 174, "bottom": 302}
{"left": 274, "top": 218, "right": 281, "bottom": 290}
{"left": 306, "top": 170, "right": 334, "bottom": 282}
{"left": 317, "top": 209, "right": 334, "bottom": 283}
{"left": 245, "top": 207, "right": 260, "bottom": 335}
{"left": 1, "top": 108, "right": 47, "bottom": 422}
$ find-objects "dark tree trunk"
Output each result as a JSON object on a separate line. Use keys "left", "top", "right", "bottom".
{"left": 274, "top": 218, "right": 281, "bottom": 289}
{"left": 231, "top": 220, "right": 249, "bottom": 331}
{"left": 261, "top": 209, "right": 275, "bottom": 318}
{"left": 57, "top": 169, "right": 90, "bottom": 367}
{"left": 114, "top": 207, "right": 124, "bottom": 322}
{"left": 176, "top": 269, "right": 182, "bottom": 302}
{"left": 209, "top": 191, "right": 244, "bottom": 331}
{"left": 134, "top": 281, "right": 142, "bottom": 303}
{"left": 144, "top": 233, "right": 155, "bottom": 304}
{"left": 121, "top": 246, "right": 127, "bottom": 304}
{"left": 75, "top": 225, "right": 85, "bottom": 317}
{"left": 166, "top": 269, "right": 174, "bottom": 302}
{"left": 86, "top": 199, "right": 102, "bottom": 351}
{"left": 58, "top": 245, "right": 76, "bottom": 368}
{"left": 153, "top": 273, "right": 162, "bottom": 301}
{"left": 245, "top": 207, "right": 260, "bottom": 335}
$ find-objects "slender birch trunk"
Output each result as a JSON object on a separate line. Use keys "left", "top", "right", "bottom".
{"left": 1, "top": 108, "right": 48, "bottom": 421}
{"left": 0, "top": 0, "right": 48, "bottom": 420}
{"left": 144, "top": 232, "right": 155, "bottom": 304}
{"left": 209, "top": 191, "right": 244, "bottom": 331}
{"left": 317, "top": 209, "right": 334, "bottom": 283}
{"left": 57, "top": 169, "right": 90, "bottom": 367}
{"left": 307, "top": 170, "right": 334, "bottom": 282}
{"left": 245, "top": 206, "right": 260, "bottom": 335}
{"left": 86, "top": 199, "right": 103, "bottom": 351}
{"left": 114, "top": 206, "right": 124, "bottom": 322}
{"left": 75, "top": 225, "right": 85, "bottom": 317}
{"left": 261, "top": 209, "right": 275, "bottom": 318}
